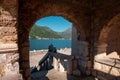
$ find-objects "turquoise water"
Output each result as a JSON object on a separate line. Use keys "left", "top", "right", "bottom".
{"left": 29, "top": 39, "right": 71, "bottom": 50}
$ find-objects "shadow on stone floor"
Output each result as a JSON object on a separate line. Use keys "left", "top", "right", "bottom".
{"left": 67, "top": 69, "right": 120, "bottom": 80}
{"left": 31, "top": 70, "right": 49, "bottom": 80}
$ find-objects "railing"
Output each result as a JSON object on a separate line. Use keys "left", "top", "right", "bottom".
{"left": 30, "top": 46, "right": 74, "bottom": 73}
{"left": 38, "top": 52, "right": 53, "bottom": 70}
{"left": 49, "top": 52, "right": 74, "bottom": 72}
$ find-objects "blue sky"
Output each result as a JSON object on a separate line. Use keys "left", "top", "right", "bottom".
{"left": 35, "top": 16, "right": 72, "bottom": 32}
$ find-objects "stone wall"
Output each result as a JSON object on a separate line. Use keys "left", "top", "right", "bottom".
{"left": 0, "top": 0, "right": 21, "bottom": 79}
{"left": 18, "top": 0, "right": 120, "bottom": 79}
{"left": 93, "top": 52, "right": 120, "bottom": 80}
{"left": 92, "top": 6, "right": 120, "bottom": 79}
{"left": 72, "top": 26, "right": 91, "bottom": 76}
{"left": 18, "top": 0, "right": 91, "bottom": 79}
{"left": 0, "top": 0, "right": 120, "bottom": 80}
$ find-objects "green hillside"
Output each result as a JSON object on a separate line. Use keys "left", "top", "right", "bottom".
{"left": 58, "top": 28, "right": 72, "bottom": 39}
{"left": 29, "top": 24, "right": 71, "bottom": 39}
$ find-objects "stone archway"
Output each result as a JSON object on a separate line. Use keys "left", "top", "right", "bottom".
{"left": 93, "top": 13, "right": 120, "bottom": 80}
{"left": 18, "top": 1, "right": 89, "bottom": 80}
{"left": 99, "top": 13, "right": 120, "bottom": 55}
{"left": 1, "top": 0, "right": 120, "bottom": 80}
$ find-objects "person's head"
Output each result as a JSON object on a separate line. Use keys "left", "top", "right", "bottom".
{"left": 50, "top": 44, "right": 53, "bottom": 47}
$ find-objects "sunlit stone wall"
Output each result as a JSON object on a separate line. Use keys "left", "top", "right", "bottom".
{"left": 0, "top": 0, "right": 21, "bottom": 79}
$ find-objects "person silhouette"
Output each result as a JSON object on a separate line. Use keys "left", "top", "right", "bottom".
{"left": 48, "top": 44, "right": 57, "bottom": 53}
{"left": 48, "top": 44, "right": 54, "bottom": 52}
{"left": 48, "top": 44, "right": 57, "bottom": 69}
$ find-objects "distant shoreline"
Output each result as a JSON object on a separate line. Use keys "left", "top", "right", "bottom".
{"left": 29, "top": 39, "right": 71, "bottom": 51}
{"left": 29, "top": 38, "right": 71, "bottom": 40}
{"left": 30, "top": 48, "right": 71, "bottom": 53}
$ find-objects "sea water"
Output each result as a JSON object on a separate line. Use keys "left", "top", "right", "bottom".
{"left": 29, "top": 39, "right": 71, "bottom": 51}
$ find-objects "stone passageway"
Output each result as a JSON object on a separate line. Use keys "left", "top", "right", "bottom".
{"left": 1, "top": 0, "right": 120, "bottom": 80}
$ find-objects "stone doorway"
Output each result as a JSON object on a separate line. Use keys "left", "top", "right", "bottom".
{"left": 29, "top": 16, "right": 72, "bottom": 78}
{"left": 18, "top": 15, "right": 87, "bottom": 80}
{"left": 18, "top": 0, "right": 89, "bottom": 80}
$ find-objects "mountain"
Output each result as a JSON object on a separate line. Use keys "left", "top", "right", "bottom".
{"left": 58, "top": 28, "right": 72, "bottom": 39}
{"left": 29, "top": 24, "right": 71, "bottom": 39}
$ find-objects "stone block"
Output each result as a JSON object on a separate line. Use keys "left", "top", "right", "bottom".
{"left": 0, "top": 35, "right": 17, "bottom": 43}
{"left": 0, "top": 43, "right": 17, "bottom": 49}
{"left": 97, "top": 71, "right": 105, "bottom": 77}
{"left": 6, "top": 59, "right": 19, "bottom": 71}
{"left": 0, "top": 54, "right": 7, "bottom": 63}
{"left": 92, "top": 69, "right": 97, "bottom": 77}
{"left": 86, "top": 69, "right": 91, "bottom": 75}
{"left": 94, "top": 62, "right": 102, "bottom": 70}
{"left": 107, "top": 51, "right": 120, "bottom": 59}
{"left": 95, "top": 78, "right": 99, "bottom": 80}
{"left": 87, "top": 61, "right": 92, "bottom": 68}
{"left": 72, "top": 69, "right": 81, "bottom": 77}
{"left": 97, "top": 75, "right": 107, "bottom": 80}
{"left": 94, "top": 52, "right": 106, "bottom": 60}
{"left": 0, "top": 63, "right": 5, "bottom": 77}
{"left": 110, "top": 67, "right": 120, "bottom": 76}
{"left": 86, "top": 57, "right": 90, "bottom": 60}
{"left": 72, "top": 60, "right": 77, "bottom": 70}
{"left": 100, "top": 64, "right": 111, "bottom": 73}
{"left": 0, "top": 27, "right": 17, "bottom": 36}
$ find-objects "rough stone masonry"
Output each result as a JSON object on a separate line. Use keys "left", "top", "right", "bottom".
{"left": 0, "top": 0, "right": 120, "bottom": 80}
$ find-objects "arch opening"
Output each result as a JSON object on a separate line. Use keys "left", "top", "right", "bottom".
{"left": 98, "top": 14, "right": 120, "bottom": 58}
{"left": 29, "top": 16, "right": 73, "bottom": 79}
{"left": 18, "top": 1, "right": 88, "bottom": 79}
{"left": 94, "top": 14, "right": 120, "bottom": 79}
